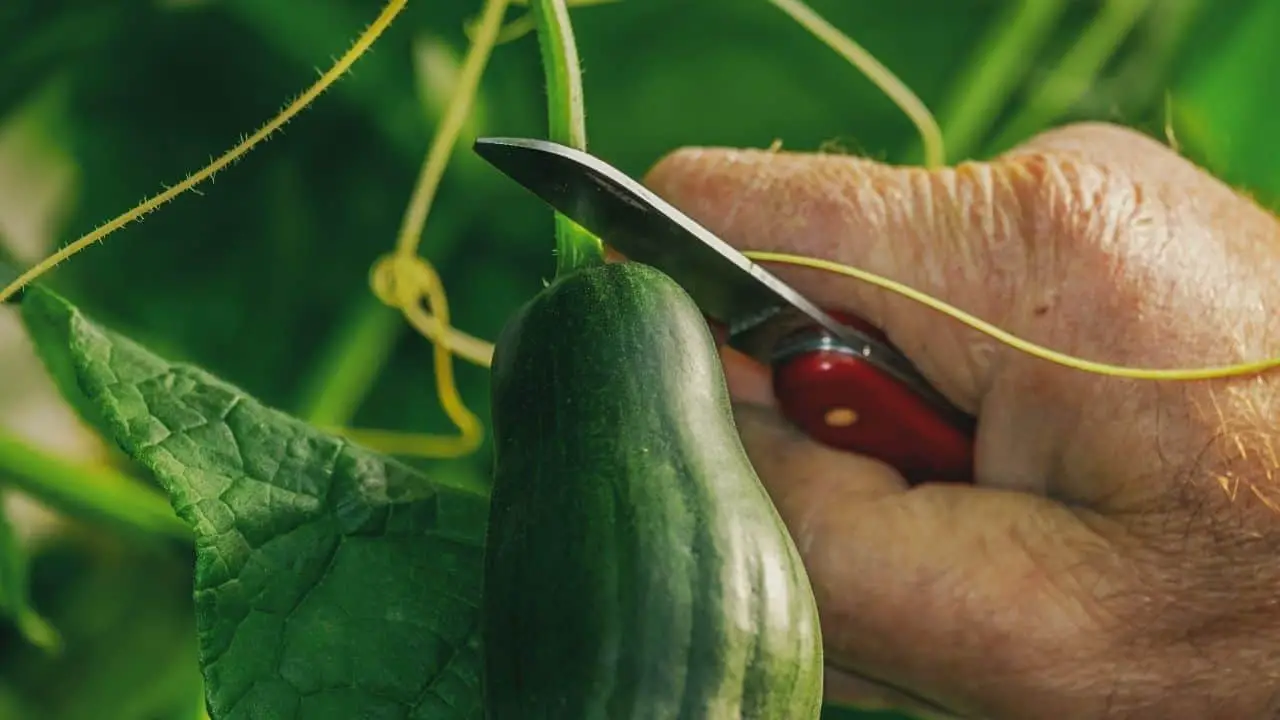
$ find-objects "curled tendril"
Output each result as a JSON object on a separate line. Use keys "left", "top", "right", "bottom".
{"left": 351, "top": 253, "right": 489, "bottom": 459}
{"left": 369, "top": 254, "right": 494, "bottom": 368}
{"left": 332, "top": 0, "right": 508, "bottom": 460}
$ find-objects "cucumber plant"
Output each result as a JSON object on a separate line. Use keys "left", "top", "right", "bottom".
{"left": 4, "top": 0, "right": 833, "bottom": 716}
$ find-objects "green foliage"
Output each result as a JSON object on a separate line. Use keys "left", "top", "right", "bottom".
{"left": 21, "top": 286, "right": 489, "bottom": 718}
{"left": 3, "top": 0, "right": 1280, "bottom": 718}
{"left": 1173, "top": 0, "right": 1280, "bottom": 207}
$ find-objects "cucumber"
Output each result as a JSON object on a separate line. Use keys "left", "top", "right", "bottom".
{"left": 483, "top": 261, "right": 824, "bottom": 719}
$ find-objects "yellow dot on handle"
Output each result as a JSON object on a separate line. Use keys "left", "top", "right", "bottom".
{"left": 824, "top": 407, "right": 858, "bottom": 427}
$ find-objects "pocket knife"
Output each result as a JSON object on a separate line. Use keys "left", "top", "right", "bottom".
{"left": 473, "top": 136, "right": 975, "bottom": 485}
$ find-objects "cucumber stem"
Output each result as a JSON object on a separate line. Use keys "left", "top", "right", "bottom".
{"left": 529, "top": 0, "right": 605, "bottom": 277}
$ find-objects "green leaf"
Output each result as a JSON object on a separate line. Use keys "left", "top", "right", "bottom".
{"left": 20, "top": 286, "right": 489, "bottom": 719}
{"left": 0, "top": 490, "right": 61, "bottom": 652}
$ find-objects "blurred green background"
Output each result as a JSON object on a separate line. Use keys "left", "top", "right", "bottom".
{"left": 0, "top": 0, "right": 1277, "bottom": 717}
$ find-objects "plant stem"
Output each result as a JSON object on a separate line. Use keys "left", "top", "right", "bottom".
{"left": 0, "top": 430, "right": 191, "bottom": 541}
{"left": 530, "top": 0, "right": 604, "bottom": 277}
{"left": 927, "top": 0, "right": 1068, "bottom": 163}
{"left": 988, "top": 0, "right": 1152, "bottom": 154}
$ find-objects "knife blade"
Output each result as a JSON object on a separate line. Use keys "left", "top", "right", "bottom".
{"left": 471, "top": 137, "right": 861, "bottom": 348}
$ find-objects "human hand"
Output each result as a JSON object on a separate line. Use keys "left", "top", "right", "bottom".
{"left": 643, "top": 123, "right": 1280, "bottom": 719}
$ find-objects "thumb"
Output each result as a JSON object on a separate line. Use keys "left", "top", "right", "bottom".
{"left": 643, "top": 129, "right": 1078, "bottom": 413}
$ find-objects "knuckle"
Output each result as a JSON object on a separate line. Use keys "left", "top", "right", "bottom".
{"left": 984, "top": 149, "right": 1168, "bottom": 356}
{"left": 1014, "top": 121, "right": 1169, "bottom": 161}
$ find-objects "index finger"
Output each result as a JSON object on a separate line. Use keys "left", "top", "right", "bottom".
{"left": 642, "top": 144, "right": 1025, "bottom": 414}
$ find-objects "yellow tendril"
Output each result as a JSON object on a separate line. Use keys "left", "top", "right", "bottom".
{"left": 745, "top": 250, "right": 1280, "bottom": 381}
{"left": 344, "top": 0, "right": 508, "bottom": 460}
{"left": 0, "top": 0, "right": 408, "bottom": 304}
{"left": 360, "top": 254, "right": 487, "bottom": 459}
{"left": 357, "top": 0, "right": 617, "bottom": 460}
{"left": 396, "top": 0, "right": 513, "bottom": 259}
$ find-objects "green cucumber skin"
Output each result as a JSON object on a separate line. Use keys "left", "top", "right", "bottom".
{"left": 483, "top": 262, "right": 823, "bottom": 720}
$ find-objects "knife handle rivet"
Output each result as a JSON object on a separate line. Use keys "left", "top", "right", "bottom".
{"left": 823, "top": 407, "right": 859, "bottom": 428}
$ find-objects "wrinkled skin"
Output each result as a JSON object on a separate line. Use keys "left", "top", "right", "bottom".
{"left": 641, "top": 123, "right": 1280, "bottom": 719}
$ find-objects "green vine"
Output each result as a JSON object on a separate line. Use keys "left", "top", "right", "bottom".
{"left": 530, "top": 0, "right": 604, "bottom": 277}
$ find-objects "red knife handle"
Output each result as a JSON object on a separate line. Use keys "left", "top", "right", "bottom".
{"left": 771, "top": 313, "right": 975, "bottom": 485}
